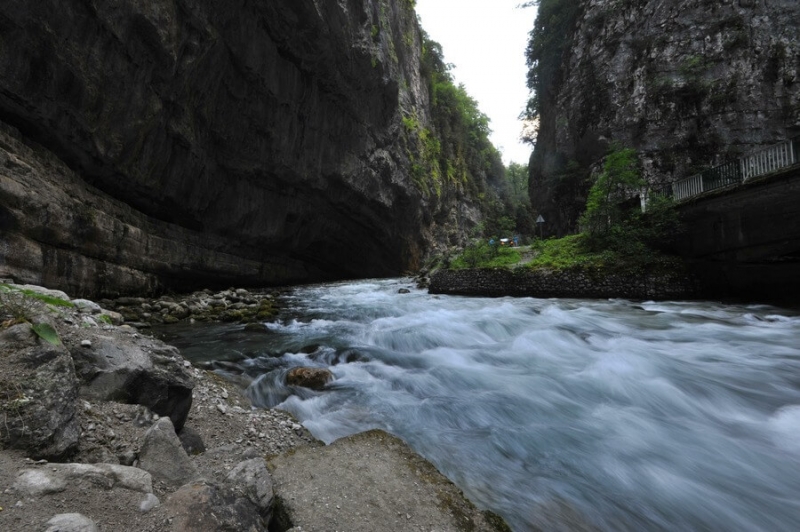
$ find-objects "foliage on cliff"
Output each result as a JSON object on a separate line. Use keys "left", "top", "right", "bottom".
{"left": 404, "top": 32, "right": 507, "bottom": 206}
{"left": 522, "top": 0, "right": 582, "bottom": 122}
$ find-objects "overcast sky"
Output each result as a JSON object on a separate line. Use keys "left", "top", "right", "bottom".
{"left": 415, "top": 0, "right": 537, "bottom": 166}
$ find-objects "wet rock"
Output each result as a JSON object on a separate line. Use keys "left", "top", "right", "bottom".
{"left": 138, "top": 417, "right": 198, "bottom": 487}
{"left": 285, "top": 367, "right": 333, "bottom": 390}
{"left": 243, "top": 322, "right": 270, "bottom": 333}
{"left": 398, "top": 288, "right": 411, "bottom": 294}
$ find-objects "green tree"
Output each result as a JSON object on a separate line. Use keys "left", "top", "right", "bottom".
{"left": 580, "top": 144, "right": 643, "bottom": 238}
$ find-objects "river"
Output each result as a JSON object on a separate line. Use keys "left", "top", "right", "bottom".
{"left": 158, "top": 278, "right": 800, "bottom": 531}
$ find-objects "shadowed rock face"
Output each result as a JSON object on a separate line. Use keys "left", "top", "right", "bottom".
{"left": 529, "top": 0, "right": 800, "bottom": 235}
{"left": 0, "top": 0, "right": 470, "bottom": 296}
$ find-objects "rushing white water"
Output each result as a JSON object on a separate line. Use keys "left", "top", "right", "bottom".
{"left": 163, "top": 278, "right": 800, "bottom": 531}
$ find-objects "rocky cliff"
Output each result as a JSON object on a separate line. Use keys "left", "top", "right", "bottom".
{"left": 0, "top": 0, "right": 491, "bottom": 297}
{"left": 528, "top": 0, "right": 800, "bottom": 235}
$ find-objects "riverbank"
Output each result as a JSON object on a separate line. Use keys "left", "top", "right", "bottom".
{"left": 0, "top": 282, "right": 508, "bottom": 531}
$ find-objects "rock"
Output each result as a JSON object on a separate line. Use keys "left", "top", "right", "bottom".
{"left": 225, "top": 458, "right": 274, "bottom": 521}
{"left": 0, "top": 322, "right": 37, "bottom": 349}
{"left": 44, "top": 513, "right": 98, "bottom": 532}
{"left": 285, "top": 367, "right": 333, "bottom": 390}
{"left": 178, "top": 426, "right": 206, "bottom": 455}
{"left": 137, "top": 417, "right": 198, "bottom": 487}
{"left": 139, "top": 493, "right": 161, "bottom": 513}
{"left": 243, "top": 322, "right": 270, "bottom": 333}
{"left": 69, "top": 336, "right": 193, "bottom": 431}
{"left": 0, "top": 346, "right": 80, "bottom": 460}
{"left": 14, "top": 463, "right": 153, "bottom": 496}
{"left": 72, "top": 299, "right": 102, "bottom": 314}
{"left": 269, "top": 430, "right": 508, "bottom": 532}
{"left": 166, "top": 481, "right": 268, "bottom": 532}
{"left": 80, "top": 339, "right": 92, "bottom": 348}
{"left": 10, "top": 284, "right": 70, "bottom": 303}
{"left": 398, "top": 288, "right": 411, "bottom": 294}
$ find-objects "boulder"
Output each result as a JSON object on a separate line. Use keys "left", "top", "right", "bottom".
{"left": 69, "top": 335, "right": 193, "bottom": 430}
{"left": 0, "top": 345, "right": 80, "bottom": 460}
{"left": 268, "top": 430, "right": 509, "bottom": 532}
{"left": 285, "top": 367, "right": 333, "bottom": 390}
{"left": 138, "top": 417, "right": 198, "bottom": 487}
{"left": 44, "top": 513, "right": 98, "bottom": 532}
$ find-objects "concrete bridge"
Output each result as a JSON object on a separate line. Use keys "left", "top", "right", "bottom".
{"left": 650, "top": 138, "right": 800, "bottom": 303}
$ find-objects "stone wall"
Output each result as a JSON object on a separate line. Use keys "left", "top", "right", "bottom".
{"left": 429, "top": 268, "right": 701, "bottom": 300}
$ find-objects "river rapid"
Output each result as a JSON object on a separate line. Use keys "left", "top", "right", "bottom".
{"left": 160, "top": 278, "right": 800, "bottom": 531}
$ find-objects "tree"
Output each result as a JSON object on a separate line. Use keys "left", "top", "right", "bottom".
{"left": 580, "top": 144, "right": 643, "bottom": 237}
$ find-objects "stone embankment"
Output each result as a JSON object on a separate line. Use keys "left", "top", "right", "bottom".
{"left": 0, "top": 282, "right": 508, "bottom": 531}
{"left": 429, "top": 267, "right": 701, "bottom": 300}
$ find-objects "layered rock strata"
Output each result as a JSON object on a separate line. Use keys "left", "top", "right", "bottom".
{"left": 0, "top": 0, "right": 482, "bottom": 297}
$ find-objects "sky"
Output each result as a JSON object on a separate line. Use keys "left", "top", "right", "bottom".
{"left": 415, "top": 0, "right": 537, "bottom": 166}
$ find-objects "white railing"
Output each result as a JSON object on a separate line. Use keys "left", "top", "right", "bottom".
{"left": 740, "top": 138, "right": 797, "bottom": 182}
{"left": 672, "top": 173, "right": 703, "bottom": 201}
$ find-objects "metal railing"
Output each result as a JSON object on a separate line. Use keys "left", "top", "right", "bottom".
{"left": 740, "top": 137, "right": 798, "bottom": 182}
{"left": 645, "top": 136, "right": 799, "bottom": 208}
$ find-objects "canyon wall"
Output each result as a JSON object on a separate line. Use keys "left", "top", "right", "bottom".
{"left": 529, "top": 0, "right": 800, "bottom": 235}
{"left": 0, "top": 0, "right": 487, "bottom": 296}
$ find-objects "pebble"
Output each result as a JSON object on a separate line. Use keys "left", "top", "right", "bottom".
{"left": 80, "top": 340, "right": 92, "bottom": 348}
{"left": 216, "top": 404, "right": 228, "bottom": 415}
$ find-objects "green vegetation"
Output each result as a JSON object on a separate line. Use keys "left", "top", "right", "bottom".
{"left": 408, "top": 32, "right": 507, "bottom": 204}
{"left": 450, "top": 242, "right": 521, "bottom": 270}
{"left": 31, "top": 323, "right": 62, "bottom": 346}
{"left": 0, "top": 285, "right": 66, "bottom": 345}
{"left": 522, "top": 0, "right": 582, "bottom": 121}
{"left": 447, "top": 144, "right": 683, "bottom": 275}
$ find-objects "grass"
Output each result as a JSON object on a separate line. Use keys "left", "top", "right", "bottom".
{"left": 526, "top": 234, "right": 611, "bottom": 270}
{"left": 450, "top": 245, "right": 521, "bottom": 270}
{"left": 445, "top": 233, "right": 684, "bottom": 276}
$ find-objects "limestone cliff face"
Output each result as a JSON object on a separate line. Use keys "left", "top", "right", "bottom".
{"left": 0, "top": 0, "right": 483, "bottom": 296}
{"left": 530, "top": 0, "right": 800, "bottom": 235}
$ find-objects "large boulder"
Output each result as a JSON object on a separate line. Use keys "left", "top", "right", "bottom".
{"left": 0, "top": 333, "right": 80, "bottom": 460}
{"left": 69, "top": 335, "right": 193, "bottom": 430}
{"left": 268, "top": 430, "right": 509, "bottom": 532}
